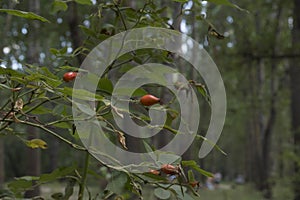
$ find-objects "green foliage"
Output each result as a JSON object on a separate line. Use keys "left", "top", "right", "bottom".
{"left": 0, "top": 9, "right": 50, "bottom": 22}
{"left": 0, "top": 0, "right": 247, "bottom": 199}
{"left": 51, "top": 0, "right": 68, "bottom": 13}
{"left": 75, "top": 0, "right": 92, "bottom": 5}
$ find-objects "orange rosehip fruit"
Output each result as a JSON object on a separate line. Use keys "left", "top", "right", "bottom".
{"left": 161, "top": 164, "right": 179, "bottom": 175}
{"left": 149, "top": 169, "right": 160, "bottom": 175}
{"left": 140, "top": 94, "right": 160, "bottom": 106}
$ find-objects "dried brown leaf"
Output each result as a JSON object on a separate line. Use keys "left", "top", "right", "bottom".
{"left": 117, "top": 130, "right": 127, "bottom": 150}
{"left": 14, "top": 98, "right": 23, "bottom": 111}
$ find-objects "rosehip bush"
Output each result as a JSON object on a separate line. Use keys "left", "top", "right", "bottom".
{"left": 0, "top": 0, "right": 233, "bottom": 199}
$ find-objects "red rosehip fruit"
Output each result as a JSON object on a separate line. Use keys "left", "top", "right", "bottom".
{"left": 140, "top": 94, "right": 160, "bottom": 106}
{"left": 63, "top": 72, "right": 77, "bottom": 82}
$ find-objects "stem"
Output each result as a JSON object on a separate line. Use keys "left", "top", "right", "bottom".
{"left": 13, "top": 120, "right": 86, "bottom": 151}
{"left": 78, "top": 151, "right": 90, "bottom": 200}
{"left": 114, "top": 3, "right": 127, "bottom": 30}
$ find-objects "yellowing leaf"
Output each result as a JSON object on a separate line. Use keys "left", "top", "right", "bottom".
{"left": 26, "top": 139, "right": 48, "bottom": 149}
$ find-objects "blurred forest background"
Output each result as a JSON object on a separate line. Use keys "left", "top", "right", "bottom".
{"left": 0, "top": 0, "right": 300, "bottom": 199}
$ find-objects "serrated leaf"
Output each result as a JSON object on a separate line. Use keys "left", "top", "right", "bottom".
{"left": 52, "top": 122, "right": 72, "bottom": 129}
{"left": 51, "top": 0, "right": 68, "bottom": 13}
{"left": 106, "top": 172, "right": 128, "bottom": 195}
{"left": 206, "top": 0, "right": 248, "bottom": 12}
{"left": 8, "top": 179, "right": 33, "bottom": 192}
{"left": 40, "top": 75, "right": 62, "bottom": 87}
{"left": 39, "top": 165, "right": 76, "bottom": 183}
{"left": 154, "top": 188, "right": 171, "bottom": 199}
{"left": 180, "top": 193, "right": 195, "bottom": 200}
{"left": 26, "top": 138, "right": 48, "bottom": 149}
{"left": 172, "top": 0, "right": 188, "bottom": 2}
{"left": 181, "top": 160, "right": 213, "bottom": 177}
{"left": 64, "top": 179, "right": 76, "bottom": 199}
{"left": 50, "top": 48, "right": 59, "bottom": 55}
{"left": 0, "top": 68, "right": 25, "bottom": 77}
{"left": 78, "top": 25, "right": 97, "bottom": 37}
{"left": 98, "top": 77, "right": 113, "bottom": 95}
{"left": 40, "top": 67, "right": 58, "bottom": 79}
{"left": 73, "top": 102, "right": 95, "bottom": 116}
{"left": 75, "top": 0, "right": 92, "bottom": 5}
{"left": 0, "top": 9, "right": 50, "bottom": 23}
{"left": 15, "top": 176, "right": 40, "bottom": 181}
{"left": 113, "top": 87, "right": 147, "bottom": 96}
{"left": 51, "top": 192, "right": 64, "bottom": 200}
{"left": 23, "top": 105, "right": 52, "bottom": 115}
{"left": 60, "top": 87, "right": 103, "bottom": 101}
{"left": 170, "top": 185, "right": 187, "bottom": 198}
{"left": 143, "top": 172, "right": 167, "bottom": 181}
{"left": 187, "top": 170, "right": 195, "bottom": 182}
{"left": 189, "top": 80, "right": 211, "bottom": 105}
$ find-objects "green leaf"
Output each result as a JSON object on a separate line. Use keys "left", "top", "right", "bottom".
{"left": 206, "top": 0, "right": 233, "bottom": 6}
{"left": 79, "top": 25, "right": 97, "bottom": 37}
{"left": 172, "top": 0, "right": 188, "bottom": 2}
{"left": 98, "top": 78, "right": 113, "bottom": 95}
{"left": 24, "top": 105, "right": 52, "bottom": 115}
{"left": 50, "top": 48, "right": 60, "bottom": 55}
{"left": 189, "top": 81, "right": 211, "bottom": 105}
{"left": 50, "top": 47, "right": 68, "bottom": 56}
{"left": 51, "top": 192, "right": 64, "bottom": 200}
{"left": 8, "top": 179, "right": 33, "bottom": 192}
{"left": 180, "top": 193, "right": 195, "bottom": 200}
{"left": 59, "top": 87, "right": 103, "bottom": 101}
{"left": 0, "top": 9, "right": 50, "bottom": 23}
{"left": 165, "top": 109, "right": 179, "bottom": 126}
{"left": 143, "top": 172, "right": 167, "bottom": 181}
{"left": 113, "top": 87, "right": 147, "bottom": 96}
{"left": 206, "top": 0, "right": 248, "bottom": 12}
{"left": 181, "top": 160, "right": 213, "bottom": 177}
{"left": 106, "top": 171, "right": 128, "bottom": 195}
{"left": 39, "top": 165, "right": 76, "bottom": 183}
{"left": 75, "top": 0, "right": 92, "bottom": 5}
{"left": 15, "top": 176, "right": 40, "bottom": 181}
{"left": 157, "top": 151, "right": 181, "bottom": 165}
{"left": 51, "top": 0, "right": 68, "bottom": 13}
{"left": 52, "top": 122, "right": 72, "bottom": 129}
{"left": 7, "top": 176, "right": 39, "bottom": 195}
{"left": 187, "top": 170, "right": 195, "bottom": 182}
{"left": 196, "top": 135, "right": 227, "bottom": 155}
{"left": 64, "top": 179, "right": 76, "bottom": 199}
{"left": 0, "top": 68, "right": 25, "bottom": 77}
{"left": 170, "top": 185, "right": 187, "bottom": 198}
{"left": 154, "top": 188, "right": 171, "bottom": 199}
{"left": 40, "top": 67, "right": 58, "bottom": 80}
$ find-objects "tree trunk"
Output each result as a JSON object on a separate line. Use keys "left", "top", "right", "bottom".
{"left": 172, "top": 2, "right": 182, "bottom": 31}
{"left": 68, "top": 2, "right": 84, "bottom": 64}
{"left": 290, "top": 1, "right": 300, "bottom": 199}
{"left": 24, "top": 127, "right": 41, "bottom": 198}
{"left": 24, "top": 0, "right": 41, "bottom": 197}
{"left": 0, "top": 139, "right": 4, "bottom": 188}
